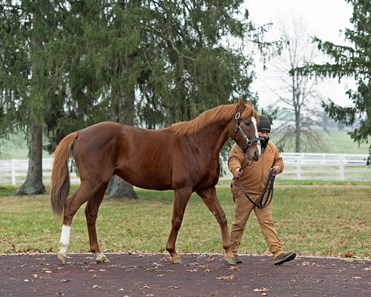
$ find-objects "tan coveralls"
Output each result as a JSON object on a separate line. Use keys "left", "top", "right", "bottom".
{"left": 228, "top": 142, "right": 284, "bottom": 257}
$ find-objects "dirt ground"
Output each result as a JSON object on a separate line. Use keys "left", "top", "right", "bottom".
{"left": 0, "top": 253, "right": 370, "bottom": 297}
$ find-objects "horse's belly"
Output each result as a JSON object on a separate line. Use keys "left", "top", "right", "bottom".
{"left": 117, "top": 170, "right": 172, "bottom": 191}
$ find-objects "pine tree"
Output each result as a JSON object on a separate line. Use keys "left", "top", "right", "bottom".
{"left": 293, "top": 0, "right": 371, "bottom": 148}
{"left": 1, "top": 0, "right": 271, "bottom": 196}
{"left": 0, "top": 0, "right": 63, "bottom": 194}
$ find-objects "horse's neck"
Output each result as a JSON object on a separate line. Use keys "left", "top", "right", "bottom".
{"left": 195, "top": 122, "right": 229, "bottom": 160}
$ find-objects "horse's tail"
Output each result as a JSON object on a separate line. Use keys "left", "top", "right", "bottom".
{"left": 50, "top": 132, "right": 79, "bottom": 216}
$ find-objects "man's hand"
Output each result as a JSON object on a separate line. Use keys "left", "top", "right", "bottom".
{"left": 272, "top": 166, "right": 282, "bottom": 176}
{"left": 233, "top": 167, "right": 242, "bottom": 179}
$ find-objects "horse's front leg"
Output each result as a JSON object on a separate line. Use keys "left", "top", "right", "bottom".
{"left": 197, "top": 187, "right": 235, "bottom": 265}
{"left": 166, "top": 187, "right": 192, "bottom": 263}
{"left": 85, "top": 184, "right": 108, "bottom": 264}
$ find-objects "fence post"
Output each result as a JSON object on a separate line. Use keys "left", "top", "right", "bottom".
{"left": 339, "top": 156, "right": 345, "bottom": 180}
{"left": 296, "top": 155, "right": 302, "bottom": 179}
{"left": 11, "top": 159, "right": 16, "bottom": 185}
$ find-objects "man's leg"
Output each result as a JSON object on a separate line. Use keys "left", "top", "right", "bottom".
{"left": 230, "top": 189, "right": 254, "bottom": 261}
{"left": 255, "top": 203, "right": 296, "bottom": 265}
{"left": 254, "top": 202, "right": 283, "bottom": 257}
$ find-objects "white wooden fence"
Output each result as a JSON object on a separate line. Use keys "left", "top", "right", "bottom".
{"left": 279, "top": 153, "right": 370, "bottom": 181}
{"left": 0, "top": 158, "right": 80, "bottom": 185}
{"left": 0, "top": 153, "right": 370, "bottom": 185}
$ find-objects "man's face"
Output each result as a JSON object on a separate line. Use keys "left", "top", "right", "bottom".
{"left": 258, "top": 131, "right": 270, "bottom": 138}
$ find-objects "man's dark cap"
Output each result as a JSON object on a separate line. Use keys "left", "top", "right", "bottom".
{"left": 258, "top": 115, "right": 271, "bottom": 132}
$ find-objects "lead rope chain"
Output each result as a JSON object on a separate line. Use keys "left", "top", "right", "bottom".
{"left": 236, "top": 168, "right": 275, "bottom": 209}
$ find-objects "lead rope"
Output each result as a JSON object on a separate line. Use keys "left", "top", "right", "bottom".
{"left": 236, "top": 168, "right": 275, "bottom": 209}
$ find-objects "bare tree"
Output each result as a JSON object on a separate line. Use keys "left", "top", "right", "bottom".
{"left": 262, "top": 20, "right": 326, "bottom": 152}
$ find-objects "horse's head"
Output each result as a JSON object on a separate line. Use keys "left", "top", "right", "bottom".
{"left": 230, "top": 98, "right": 261, "bottom": 163}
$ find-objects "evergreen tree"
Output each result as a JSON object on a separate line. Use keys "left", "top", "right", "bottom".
{"left": 46, "top": 0, "right": 266, "bottom": 198}
{"left": 293, "top": 0, "right": 371, "bottom": 148}
{"left": 1, "top": 1, "right": 271, "bottom": 196}
{"left": 0, "top": 0, "right": 63, "bottom": 194}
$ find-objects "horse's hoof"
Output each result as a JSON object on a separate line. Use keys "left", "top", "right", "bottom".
{"left": 95, "top": 253, "right": 109, "bottom": 264}
{"left": 171, "top": 255, "right": 182, "bottom": 264}
{"left": 57, "top": 252, "right": 66, "bottom": 264}
{"left": 224, "top": 256, "right": 236, "bottom": 266}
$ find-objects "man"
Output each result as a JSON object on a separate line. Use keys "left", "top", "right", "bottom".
{"left": 228, "top": 115, "right": 296, "bottom": 265}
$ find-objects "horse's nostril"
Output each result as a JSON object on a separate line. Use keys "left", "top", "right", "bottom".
{"left": 254, "top": 151, "right": 259, "bottom": 160}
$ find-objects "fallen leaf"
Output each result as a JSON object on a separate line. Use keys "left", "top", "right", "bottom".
{"left": 216, "top": 275, "right": 235, "bottom": 280}
{"left": 301, "top": 261, "right": 317, "bottom": 267}
{"left": 254, "top": 287, "right": 269, "bottom": 292}
{"left": 229, "top": 266, "right": 240, "bottom": 271}
{"left": 343, "top": 251, "right": 355, "bottom": 258}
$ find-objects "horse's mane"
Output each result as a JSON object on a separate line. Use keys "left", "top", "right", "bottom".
{"left": 170, "top": 102, "right": 257, "bottom": 136}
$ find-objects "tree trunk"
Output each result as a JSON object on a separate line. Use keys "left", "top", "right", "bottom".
{"left": 16, "top": 123, "right": 46, "bottom": 195}
{"left": 295, "top": 114, "right": 301, "bottom": 153}
{"left": 107, "top": 175, "right": 137, "bottom": 199}
{"left": 106, "top": 59, "right": 136, "bottom": 199}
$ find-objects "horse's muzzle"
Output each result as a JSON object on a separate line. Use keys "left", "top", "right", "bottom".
{"left": 253, "top": 150, "right": 260, "bottom": 161}
{"left": 244, "top": 150, "right": 260, "bottom": 165}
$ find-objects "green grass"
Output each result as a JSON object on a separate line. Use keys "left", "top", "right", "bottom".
{"left": 270, "top": 130, "right": 369, "bottom": 154}
{"left": 0, "top": 186, "right": 370, "bottom": 259}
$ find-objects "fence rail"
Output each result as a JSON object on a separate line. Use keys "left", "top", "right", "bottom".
{"left": 0, "top": 158, "right": 80, "bottom": 185}
{"left": 0, "top": 153, "right": 370, "bottom": 185}
{"left": 279, "top": 153, "right": 370, "bottom": 181}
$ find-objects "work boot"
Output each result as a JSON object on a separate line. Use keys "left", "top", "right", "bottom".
{"left": 273, "top": 252, "right": 296, "bottom": 265}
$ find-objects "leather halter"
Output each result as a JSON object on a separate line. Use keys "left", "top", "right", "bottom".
{"left": 234, "top": 111, "right": 260, "bottom": 154}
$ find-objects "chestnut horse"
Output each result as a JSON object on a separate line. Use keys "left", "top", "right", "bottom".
{"left": 50, "top": 98, "right": 260, "bottom": 265}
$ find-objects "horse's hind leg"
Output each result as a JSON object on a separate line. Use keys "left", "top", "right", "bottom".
{"left": 57, "top": 185, "right": 89, "bottom": 264}
{"left": 166, "top": 187, "right": 192, "bottom": 263}
{"left": 196, "top": 187, "right": 235, "bottom": 265}
{"left": 84, "top": 183, "right": 109, "bottom": 264}
{"left": 57, "top": 182, "right": 104, "bottom": 264}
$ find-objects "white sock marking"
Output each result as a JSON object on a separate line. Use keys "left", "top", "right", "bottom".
{"left": 59, "top": 225, "right": 71, "bottom": 253}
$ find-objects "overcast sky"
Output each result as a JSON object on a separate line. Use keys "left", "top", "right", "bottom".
{"left": 245, "top": 0, "right": 354, "bottom": 107}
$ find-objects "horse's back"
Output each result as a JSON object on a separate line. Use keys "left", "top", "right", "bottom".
{"left": 73, "top": 122, "right": 175, "bottom": 188}
{"left": 72, "top": 121, "right": 220, "bottom": 191}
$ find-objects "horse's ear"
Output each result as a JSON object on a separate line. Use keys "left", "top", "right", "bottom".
{"left": 237, "top": 97, "right": 254, "bottom": 108}
{"left": 237, "top": 97, "right": 245, "bottom": 111}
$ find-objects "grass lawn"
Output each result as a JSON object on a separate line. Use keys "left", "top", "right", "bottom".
{"left": 0, "top": 184, "right": 370, "bottom": 259}
{"left": 270, "top": 130, "right": 369, "bottom": 154}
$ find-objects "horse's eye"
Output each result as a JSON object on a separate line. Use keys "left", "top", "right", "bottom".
{"left": 244, "top": 121, "right": 250, "bottom": 126}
